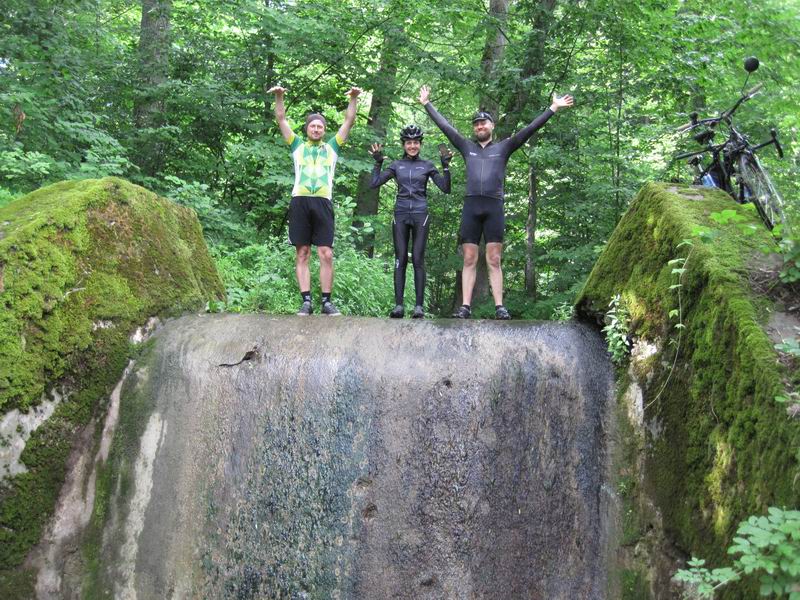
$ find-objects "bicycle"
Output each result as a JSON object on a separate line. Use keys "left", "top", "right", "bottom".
{"left": 674, "top": 57, "right": 789, "bottom": 234}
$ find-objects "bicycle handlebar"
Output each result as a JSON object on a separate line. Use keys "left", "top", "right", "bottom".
{"left": 746, "top": 82, "right": 764, "bottom": 97}
{"left": 723, "top": 83, "right": 764, "bottom": 119}
{"left": 679, "top": 83, "right": 766, "bottom": 133}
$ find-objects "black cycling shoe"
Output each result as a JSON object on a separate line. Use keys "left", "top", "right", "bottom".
{"left": 411, "top": 305, "right": 425, "bottom": 319}
{"left": 495, "top": 305, "right": 511, "bottom": 320}
{"left": 452, "top": 305, "right": 471, "bottom": 319}
{"left": 389, "top": 305, "right": 404, "bottom": 318}
{"left": 297, "top": 300, "right": 313, "bottom": 316}
{"left": 321, "top": 301, "right": 341, "bottom": 316}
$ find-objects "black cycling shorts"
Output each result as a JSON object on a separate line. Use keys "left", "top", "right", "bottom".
{"left": 460, "top": 195, "right": 504, "bottom": 244}
{"left": 288, "top": 196, "right": 335, "bottom": 247}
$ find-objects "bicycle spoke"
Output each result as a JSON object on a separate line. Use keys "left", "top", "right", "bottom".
{"left": 738, "top": 154, "right": 787, "bottom": 233}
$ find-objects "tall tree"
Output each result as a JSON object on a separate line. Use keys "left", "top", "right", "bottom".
{"left": 452, "top": 0, "right": 512, "bottom": 309}
{"left": 499, "top": 0, "right": 557, "bottom": 296}
{"left": 134, "top": 0, "right": 172, "bottom": 178}
{"left": 353, "top": 21, "right": 402, "bottom": 256}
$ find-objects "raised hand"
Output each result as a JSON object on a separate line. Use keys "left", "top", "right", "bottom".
{"left": 346, "top": 87, "right": 363, "bottom": 99}
{"left": 369, "top": 143, "right": 384, "bottom": 162}
{"left": 266, "top": 85, "right": 286, "bottom": 95}
{"left": 550, "top": 93, "right": 574, "bottom": 111}
{"left": 419, "top": 85, "right": 431, "bottom": 105}
{"left": 439, "top": 146, "right": 453, "bottom": 167}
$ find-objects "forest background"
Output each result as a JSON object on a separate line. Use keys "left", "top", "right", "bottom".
{"left": 2, "top": 0, "right": 799, "bottom": 318}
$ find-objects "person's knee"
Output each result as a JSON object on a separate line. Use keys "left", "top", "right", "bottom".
{"left": 296, "top": 246, "right": 311, "bottom": 263}
{"left": 486, "top": 251, "right": 502, "bottom": 270}
{"left": 318, "top": 246, "right": 333, "bottom": 263}
{"left": 462, "top": 246, "right": 479, "bottom": 268}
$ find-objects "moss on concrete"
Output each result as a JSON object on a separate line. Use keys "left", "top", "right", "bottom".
{"left": 577, "top": 182, "right": 799, "bottom": 597}
{"left": 0, "top": 177, "right": 224, "bottom": 589}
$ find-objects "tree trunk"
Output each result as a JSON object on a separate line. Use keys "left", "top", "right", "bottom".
{"left": 478, "top": 0, "right": 511, "bottom": 114}
{"left": 525, "top": 165, "right": 538, "bottom": 295}
{"left": 134, "top": 0, "right": 172, "bottom": 178}
{"left": 499, "top": 0, "right": 555, "bottom": 298}
{"left": 260, "top": 0, "right": 280, "bottom": 124}
{"left": 451, "top": 0, "right": 510, "bottom": 310}
{"left": 353, "top": 25, "right": 401, "bottom": 256}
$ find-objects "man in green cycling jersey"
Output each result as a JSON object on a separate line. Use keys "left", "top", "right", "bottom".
{"left": 268, "top": 85, "right": 362, "bottom": 316}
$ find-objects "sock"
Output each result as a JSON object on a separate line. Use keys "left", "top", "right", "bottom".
{"left": 301, "top": 291, "right": 312, "bottom": 303}
{"left": 495, "top": 304, "right": 503, "bottom": 310}
{"left": 463, "top": 304, "right": 471, "bottom": 309}
{"left": 322, "top": 292, "right": 332, "bottom": 304}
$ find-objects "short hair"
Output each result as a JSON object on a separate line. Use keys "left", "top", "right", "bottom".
{"left": 305, "top": 113, "right": 327, "bottom": 129}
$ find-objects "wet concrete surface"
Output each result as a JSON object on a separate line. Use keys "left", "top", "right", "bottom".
{"left": 93, "top": 314, "right": 615, "bottom": 599}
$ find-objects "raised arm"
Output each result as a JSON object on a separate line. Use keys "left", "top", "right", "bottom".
{"left": 429, "top": 149, "right": 452, "bottom": 194}
{"left": 419, "top": 85, "right": 468, "bottom": 153}
{"left": 368, "top": 143, "right": 395, "bottom": 188}
{"left": 266, "top": 86, "right": 294, "bottom": 143}
{"left": 337, "top": 87, "right": 362, "bottom": 143}
{"left": 507, "top": 93, "right": 574, "bottom": 153}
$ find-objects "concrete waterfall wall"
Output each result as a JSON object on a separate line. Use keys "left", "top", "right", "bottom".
{"left": 69, "top": 315, "right": 615, "bottom": 600}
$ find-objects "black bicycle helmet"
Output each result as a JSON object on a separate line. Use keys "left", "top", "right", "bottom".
{"left": 472, "top": 110, "right": 494, "bottom": 123}
{"left": 400, "top": 124, "right": 424, "bottom": 141}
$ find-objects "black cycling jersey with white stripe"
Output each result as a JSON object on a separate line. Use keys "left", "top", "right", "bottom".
{"left": 424, "top": 102, "right": 554, "bottom": 200}
{"left": 370, "top": 156, "right": 450, "bottom": 214}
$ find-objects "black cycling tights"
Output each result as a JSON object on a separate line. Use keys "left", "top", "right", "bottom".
{"left": 392, "top": 212, "right": 430, "bottom": 306}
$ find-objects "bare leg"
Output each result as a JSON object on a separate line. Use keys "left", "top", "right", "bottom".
{"left": 295, "top": 245, "right": 311, "bottom": 291}
{"left": 486, "top": 242, "right": 504, "bottom": 306}
{"left": 318, "top": 246, "right": 334, "bottom": 293}
{"left": 461, "top": 243, "right": 479, "bottom": 306}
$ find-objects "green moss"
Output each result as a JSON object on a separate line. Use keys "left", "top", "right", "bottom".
{"left": 621, "top": 568, "right": 649, "bottom": 600}
{"left": 577, "top": 183, "right": 799, "bottom": 597}
{"left": 0, "top": 177, "right": 224, "bottom": 585}
{"left": 0, "top": 567, "right": 35, "bottom": 598}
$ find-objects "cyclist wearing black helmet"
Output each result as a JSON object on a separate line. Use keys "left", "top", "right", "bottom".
{"left": 419, "top": 85, "right": 573, "bottom": 319}
{"left": 369, "top": 124, "right": 452, "bottom": 319}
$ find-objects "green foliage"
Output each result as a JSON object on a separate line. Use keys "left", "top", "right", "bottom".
{"left": 213, "top": 240, "right": 395, "bottom": 317}
{"left": 162, "top": 175, "right": 255, "bottom": 246}
{"left": 551, "top": 301, "right": 575, "bottom": 322}
{"left": 778, "top": 239, "right": 800, "bottom": 285}
{"left": 1, "top": 0, "right": 796, "bottom": 317}
{"left": 603, "top": 294, "right": 631, "bottom": 365}
{"left": 775, "top": 337, "right": 800, "bottom": 359}
{"left": 675, "top": 507, "right": 800, "bottom": 599}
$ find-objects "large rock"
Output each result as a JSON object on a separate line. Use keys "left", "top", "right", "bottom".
{"left": 78, "top": 315, "right": 614, "bottom": 599}
{"left": 0, "top": 178, "right": 224, "bottom": 595}
{"left": 577, "top": 182, "right": 799, "bottom": 596}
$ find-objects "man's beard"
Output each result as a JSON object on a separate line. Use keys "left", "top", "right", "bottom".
{"left": 475, "top": 130, "right": 491, "bottom": 142}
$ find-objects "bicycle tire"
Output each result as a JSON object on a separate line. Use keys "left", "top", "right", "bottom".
{"left": 737, "top": 153, "right": 788, "bottom": 233}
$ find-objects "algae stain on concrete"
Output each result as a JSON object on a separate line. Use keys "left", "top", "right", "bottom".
{"left": 117, "top": 413, "right": 167, "bottom": 600}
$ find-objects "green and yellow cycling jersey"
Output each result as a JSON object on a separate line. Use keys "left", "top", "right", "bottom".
{"left": 286, "top": 132, "right": 344, "bottom": 200}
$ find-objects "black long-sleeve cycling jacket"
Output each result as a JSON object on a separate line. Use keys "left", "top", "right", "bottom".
{"left": 370, "top": 155, "right": 450, "bottom": 214}
{"left": 424, "top": 102, "right": 554, "bottom": 200}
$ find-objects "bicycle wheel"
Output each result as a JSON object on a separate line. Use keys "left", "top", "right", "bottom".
{"left": 737, "top": 153, "right": 788, "bottom": 233}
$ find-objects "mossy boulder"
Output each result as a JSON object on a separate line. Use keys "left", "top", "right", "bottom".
{"left": 577, "top": 182, "right": 799, "bottom": 596}
{"left": 0, "top": 177, "right": 224, "bottom": 585}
